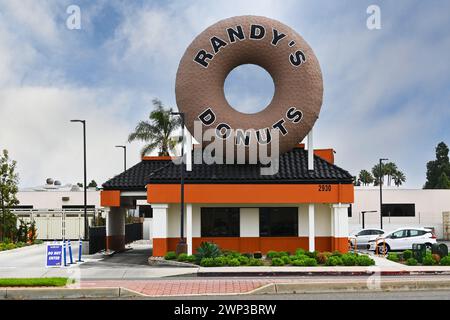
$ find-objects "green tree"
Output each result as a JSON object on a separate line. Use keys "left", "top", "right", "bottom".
{"left": 372, "top": 163, "right": 385, "bottom": 186}
{"left": 128, "top": 99, "right": 182, "bottom": 157}
{"left": 424, "top": 142, "right": 450, "bottom": 189}
{"left": 358, "top": 169, "right": 374, "bottom": 186}
{"left": 435, "top": 172, "right": 450, "bottom": 189}
{"left": 88, "top": 180, "right": 98, "bottom": 188}
{"left": 383, "top": 162, "right": 398, "bottom": 186}
{"left": 392, "top": 170, "right": 406, "bottom": 187}
{"left": 0, "top": 150, "right": 19, "bottom": 241}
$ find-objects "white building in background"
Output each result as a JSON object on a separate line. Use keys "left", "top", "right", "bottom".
{"left": 13, "top": 178, "right": 101, "bottom": 240}
{"left": 350, "top": 187, "right": 450, "bottom": 239}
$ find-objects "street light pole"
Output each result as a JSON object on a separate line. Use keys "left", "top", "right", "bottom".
{"left": 170, "top": 112, "right": 186, "bottom": 255}
{"left": 379, "top": 158, "right": 388, "bottom": 230}
{"left": 71, "top": 120, "right": 88, "bottom": 241}
{"left": 115, "top": 145, "right": 127, "bottom": 172}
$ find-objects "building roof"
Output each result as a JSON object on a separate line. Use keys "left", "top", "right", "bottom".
{"left": 102, "top": 148, "right": 354, "bottom": 191}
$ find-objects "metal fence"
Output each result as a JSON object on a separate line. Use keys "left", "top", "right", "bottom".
{"left": 88, "top": 222, "right": 143, "bottom": 254}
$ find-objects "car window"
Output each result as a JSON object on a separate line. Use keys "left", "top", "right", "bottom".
{"left": 391, "top": 230, "right": 407, "bottom": 238}
{"left": 409, "top": 230, "right": 425, "bottom": 237}
{"left": 358, "top": 230, "right": 370, "bottom": 236}
{"left": 373, "top": 230, "right": 384, "bottom": 235}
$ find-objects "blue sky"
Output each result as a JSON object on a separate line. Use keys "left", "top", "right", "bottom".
{"left": 0, "top": 0, "right": 449, "bottom": 188}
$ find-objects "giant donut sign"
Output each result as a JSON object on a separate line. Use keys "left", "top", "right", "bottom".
{"left": 176, "top": 15, "right": 323, "bottom": 156}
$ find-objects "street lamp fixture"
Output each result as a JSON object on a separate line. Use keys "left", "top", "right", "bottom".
{"left": 70, "top": 119, "right": 88, "bottom": 241}
{"left": 361, "top": 210, "right": 377, "bottom": 229}
{"left": 115, "top": 145, "right": 127, "bottom": 172}
{"left": 379, "top": 158, "right": 388, "bottom": 230}
{"left": 170, "top": 112, "right": 187, "bottom": 255}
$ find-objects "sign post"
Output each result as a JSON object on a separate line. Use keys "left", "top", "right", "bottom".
{"left": 46, "top": 243, "right": 63, "bottom": 268}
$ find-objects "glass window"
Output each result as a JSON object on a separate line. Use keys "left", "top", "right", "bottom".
{"left": 408, "top": 230, "right": 425, "bottom": 237}
{"left": 259, "top": 207, "right": 298, "bottom": 237}
{"left": 139, "top": 205, "right": 153, "bottom": 218}
{"left": 382, "top": 204, "right": 415, "bottom": 217}
{"left": 391, "top": 230, "right": 407, "bottom": 238}
{"left": 357, "top": 230, "right": 371, "bottom": 236}
{"left": 201, "top": 208, "right": 239, "bottom": 237}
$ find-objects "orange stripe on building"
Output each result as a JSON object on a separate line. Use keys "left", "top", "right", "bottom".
{"left": 100, "top": 190, "right": 121, "bottom": 207}
{"left": 147, "top": 184, "right": 354, "bottom": 204}
{"left": 153, "top": 236, "right": 337, "bottom": 256}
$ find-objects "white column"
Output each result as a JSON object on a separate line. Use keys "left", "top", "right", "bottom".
{"left": 307, "top": 129, "right": 314, "bottom": 171}
{"left": 186, "top": 203, "right": 193, "bottom": 255}
{"left": 152, "top": 204, "right": 168, "bottom": 239}
{"left": 308, "top": 203, "right": 315, "bottom": 251}
{"left": 332, "top": 204, "right": 350, "bottom": 238}
{"left": 186, "top": 131, "right": 193, "bottom": 172}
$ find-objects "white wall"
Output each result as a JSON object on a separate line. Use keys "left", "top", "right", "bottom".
{"left": 351, "top": 188, "right": 450, "bottom": 238}
{"left": 16, "top": 190, "right": 101, "bottom": 209}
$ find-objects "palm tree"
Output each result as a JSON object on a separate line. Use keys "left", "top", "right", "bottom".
{"left": 384, "top": 162, "right": 398, "bottom": 186}
{"left": 358, "top": 169, "right": 374, "bottom": 186}
{"left": 372, "top": 163, "right": 385, "bottom": 186}
{"left": 128, "top": 99, "right": 182, "bottom": 157}
{"left": 392, "top": 170, "right": 406, "bottom": 187}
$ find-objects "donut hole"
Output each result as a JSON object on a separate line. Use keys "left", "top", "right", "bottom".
{"left": 224, "top": 64, "right": 275, "bottom": 114}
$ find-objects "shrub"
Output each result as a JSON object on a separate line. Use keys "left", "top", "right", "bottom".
{"left": 406, "top": 258, "right": 418, "bottom": 266}
{"left": 196, "top": 242, "right": 221, "bottom": 260}
{"left": 271, "top": 257, "right": 285, "bottom": 266}
{"left": 227, "top": 258, "right": 240, "bottom": 267}
{"left": 341, "top": 254, "right": 357, "bottom": 266}
{"left": 248, "top": 258, "right": 264, "bottom": 266}
{"left": 238, "top": 255, "right": 249, "bottom": 266}
{"left": 5, "top": 243, "right": 16, "bottom": 250}
{"left": 304, "top": 258, "right": 318, "bottom": 266}
{"left": 177, "top": 253, "right": 188, "bottom": 262}
{"left": 295, "top": 254, "right": 309, "bottom": 261}
{"left": 242, "top": 253, "right": 253, "bottom": 258}
{"left": 305, "top": 250, "right": 319, "bottom": 259}
{"left": 164, "top": 251, "right": 177, "bottom": 260}
{"left": 266, "top": 251, "right": 278, "bottom": 259}
{"left": 356, "top": 255, "right": 375, "bottom": 266}
{"left": 16, "top": 241, "right": 26, "bottom": 248}
{"left": 200, "top": 258, "right": 216, "bottom": 267}
{"left": 440, "top": 256, "right": 450, "bottom": 266}
{"left": 387, "top": 253, "right": 400, "bottom": 262}
{"left": 279, "top": 251, "right": 289, "bottom": 257}
{"left": 325, "top": 256, "right": 343, "bottom": 266}
{"left": 295, "top": 249, "right": 306, "bottom": 256}
{"left": 403, "top": 250, "right": 413, "bottom": 260}
{"left": 213, "top": 256, "right": 227, "bottom": 267}
{"left": 292, "top": 259, "right": 306, "bottom": 266}
{"left": 223, "top": 250, "right": 241, "bottom": 258}
{"left": 281, "top": 255, "right": 291, "bottom": 265}
{"left": 185, "top": 255, "right": 197, "bottom": 263}
{"left": 422, "top": 254, "right": 435, "bottom": 266}
{"left": 432, "top": 254, "right": 441, "bottom": 264}
{"left": 316, "top": 252, "right": 331, "bottom": 264}
{"left": 331, "top": 250, "right": 342, "bottom": 257}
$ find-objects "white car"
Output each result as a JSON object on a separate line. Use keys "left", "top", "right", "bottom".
{"left": 349, "top": 228, "right": 385, "bottom": 249}
{"left": 368, "top": 227, "right": 437, "bottom": 254}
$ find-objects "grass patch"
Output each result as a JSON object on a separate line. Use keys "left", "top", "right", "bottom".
{"left": 0, "top": 277, "right": 72, "bottom": 287}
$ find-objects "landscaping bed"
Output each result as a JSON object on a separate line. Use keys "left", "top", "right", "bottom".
{"left": 163, "top": 242, "right": 376, "bottom": 267}
{"left": 0, "top": 277, "right": 71, "bottom": 287}
{"left": 0, "top": 239, "right": 43, "bottom": 252}
{"left": 386, "top": 249, "right": 450, "bottom": 266}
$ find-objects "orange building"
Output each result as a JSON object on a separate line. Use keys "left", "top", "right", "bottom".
{"left": 101, "top": 144, "right": 354, "bottom": 256}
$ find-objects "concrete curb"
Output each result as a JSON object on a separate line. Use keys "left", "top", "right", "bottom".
{"left": 249, "top": 279, "right": 450, "bottom": 295}
{"left": 1, "top": 287, "right": 144, "bottom": 300}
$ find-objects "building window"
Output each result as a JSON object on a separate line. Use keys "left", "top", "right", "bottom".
{"left": 382, "top": 203, "right": 415, "bottom": 217}
{"left": 139, "top": 205, "right": 153, "bottom": 218}
{"left": 62, "top": 205, "right": 95, "bottom": 211}
{"left": 259, "top": 207, "right": 298, "bottom": 237}
{"left": 348, "top": 204, "right": 352, "bottom": 217}
{"left": 201, "top": 208, "right": 240, "bottom": 237}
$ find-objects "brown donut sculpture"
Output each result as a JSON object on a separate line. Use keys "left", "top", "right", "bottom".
{"left": 176, "top": 15, "right": 323, "bottom": 157}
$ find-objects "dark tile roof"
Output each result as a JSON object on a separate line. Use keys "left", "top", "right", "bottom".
{"left": 102, "top": 148, "right": 353, "bottom": 190}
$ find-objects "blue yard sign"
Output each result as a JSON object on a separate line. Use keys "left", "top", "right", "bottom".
{"left": 46, "top": 243, "right": 63, "bottom": 267}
